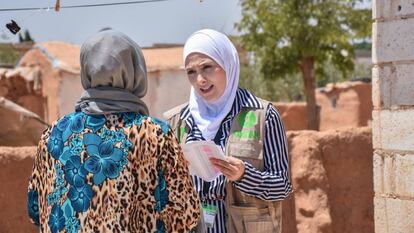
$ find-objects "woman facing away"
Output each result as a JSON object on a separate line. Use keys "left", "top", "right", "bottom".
{"left": 27, "top": 30, "right": 200, "bottom": 233}
{"left": 164, "top": 29, "right": 292, "bottom": 233}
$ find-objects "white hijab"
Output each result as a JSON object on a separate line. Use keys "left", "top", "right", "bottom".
{"left": 183, "top": 29, "right": 240, "bottom": 140}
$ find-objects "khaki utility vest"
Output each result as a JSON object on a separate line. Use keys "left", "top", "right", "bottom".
{"left": 164, "top": 99, "right": 282, "bottom": 233}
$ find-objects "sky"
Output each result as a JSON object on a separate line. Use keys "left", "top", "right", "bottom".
{"left": 0, "top": 0, "right": 243, "bottom": 47}
{"left": 0, "top": 0, "right": 371, "bottom": 47}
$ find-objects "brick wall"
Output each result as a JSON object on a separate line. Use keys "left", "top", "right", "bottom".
{"left": 372, "top": 1, "right": 414, "bottom": 232}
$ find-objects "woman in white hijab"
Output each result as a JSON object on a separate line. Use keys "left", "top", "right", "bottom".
{"left": 165, "top": 29, "right": 292, "bottom": 233}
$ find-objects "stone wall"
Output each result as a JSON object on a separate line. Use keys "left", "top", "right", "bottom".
{"left": 372, "top": 1, "right": 414, "bottom": 232}
{"left": 0, "top": 127, "right": 373, "bottom": 233}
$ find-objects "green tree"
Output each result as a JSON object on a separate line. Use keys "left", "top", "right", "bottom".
{"left": 18, "top": 33, "right": 24, "bottom": 43}
{"left": 24, "top": 30, "right": 33, "bottom": 42}
{"left": 18, "top": 29, "right": 34, "bottom": 43}
{"left": 238, "top": 62, "right": 304, "bottom": 102}
{"left": 237, "top": 0, "right": 371, "bottom": 130}
{"left": 0, "top": 44, "right": 20, "bottom": 65}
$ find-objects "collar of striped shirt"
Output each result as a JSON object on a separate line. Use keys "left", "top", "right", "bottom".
{"left": 180, "top": 88, "right": 264, "bottom": 129}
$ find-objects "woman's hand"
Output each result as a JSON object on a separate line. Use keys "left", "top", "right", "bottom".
{"left": 209, "top": 157, "right": 245, "bottom": 181}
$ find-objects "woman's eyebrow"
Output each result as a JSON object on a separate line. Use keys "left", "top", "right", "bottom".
{"left": 186, "top": 60, "right": 212, "bottom": 69}
{"left": 199, "top": 60, "right": 214, "bottom": 66}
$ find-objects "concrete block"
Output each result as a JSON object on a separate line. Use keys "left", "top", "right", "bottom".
{"left": 373, "top": 152, "right": 384, "bottom": 193}
{"left": 373, "top": 19, "right": 414, "bottom": 63}
{"left": 395, "top": 0, "right": 414, "bottom": 17}
{"left": 372, "top": 66, "right": 381, "bottom": 108}
{"left": 374, "top": 153, "right": 414, "bottom": 197}
{"left": 374, "top": 196, "right": 414, "bottom": 233}
{"left": 391, "top": 64, "right": 414, "bottom": 106}
{"left": 374, "top": 110, "right": 414, "bottom": 151}
{"left": 374, "top": 0, "right": 414, "bottom": 19}
{"left": 382, "top": 154, "right": 396, "bottom": 194}
{"left": 372, "top": 64, "right": 414, "bottom": 108}
{"left": 372, "top": 65, "right": 392, "bottom": 108}
{"left": 395, "top": 154, "right": 414, "bottom": 196}
{"left": 372, "top": 111, "right": 381, "bottom": 149}
{"left": 373, "top": 0, "right": 392, "bottom": 19}
{"left": 373, "top": 195, "right": 387, "bottom": 233}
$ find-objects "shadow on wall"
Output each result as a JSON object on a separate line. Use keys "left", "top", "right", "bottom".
{"left": 0, "top": 127, "right": 373, "bottom": 233}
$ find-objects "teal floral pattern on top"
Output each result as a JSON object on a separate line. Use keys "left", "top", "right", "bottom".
{"left": 133, "top": 113, "right": 147, "bottom": 126}
{"left": 123, "top": 112, "right": 137, "bottom": 127}
{"left": 150, "top": 118, "right": 170, "bottom": 134}
{"left": 48, "top": 127, "right": 64, "bottom": 160}
{"left": 154, "top": 118, "right": 170, "bottom": 233}
{"left": 64, "top": 156, "right": 88, "bottom": 188}
{"left": 27, "top": 190, "right": 40, "bottom": 226}
{"left": 85, "top": 115, "right": 106, "bottom": 133}
{"left": 41, "top": 112, "right": 146, "bottom": 233}
{"left": 48, "top": 204, "right": 65, "bottom": 233}
{"left": 28, "top": 111, "right": 201, "bottom": 232}
{"left": 67, "top": 184, "right": 94, "bottom": 212}
{"left": 83, "top": 133, "right": 124, "bottom": 185}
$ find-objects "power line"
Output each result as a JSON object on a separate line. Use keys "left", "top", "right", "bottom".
{"left": 0, "top": 0, "right": 169, "bottom": 12}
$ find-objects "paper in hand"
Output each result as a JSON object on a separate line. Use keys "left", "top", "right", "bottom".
{"left": 181, "top": 141, "right": 226, "bottom": 182}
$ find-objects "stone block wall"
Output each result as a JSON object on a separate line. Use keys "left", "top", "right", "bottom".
{"left": 372, "top": 1, "right": 414, "bottom": 232}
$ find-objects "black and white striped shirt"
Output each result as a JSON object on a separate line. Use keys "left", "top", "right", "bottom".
{"left": 180, "top": 88, "right": 292, "bottom": 233}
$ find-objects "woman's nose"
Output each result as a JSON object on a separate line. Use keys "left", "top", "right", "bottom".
{"left": 196, "top": 73, "right": 207, "bottom": 85}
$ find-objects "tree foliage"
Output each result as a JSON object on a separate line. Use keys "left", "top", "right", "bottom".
{"left": 0, "top": 44, "right": 20, "bottom": 65}
{"left": 237, "top": 0, "right": 370, "bottom": 80}
{"left": 18, "top": 29, "right": 34, "bottom": 43}
{"left": 237, "top": 0, "right": 371, "bottom": 129}
{"left": 239, "top": 61, "right": 304, "bottom": 102}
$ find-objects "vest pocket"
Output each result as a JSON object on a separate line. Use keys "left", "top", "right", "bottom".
{"left": 227, "top": 140, "right": 262, "bottom": 158}
{"left": 227, "top": 205, "right": 277, "bottom": 233}
{"left": 227, "top": 140, "right": 263, "bottom": 170}
{"left": 245, "top": 221, "right": 275, "bottom": 233}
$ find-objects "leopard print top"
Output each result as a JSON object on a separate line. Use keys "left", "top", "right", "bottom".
{"left": 27, "top": 112, "right": 200, "bottom": 233}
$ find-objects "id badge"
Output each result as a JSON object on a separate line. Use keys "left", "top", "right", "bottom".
{"left": 202, "top": 204, "right": 218, "bottom": 228}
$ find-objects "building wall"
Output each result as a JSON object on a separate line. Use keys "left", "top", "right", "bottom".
{"left": 372, "top": 1, "right": 414, "bottom": 232}
{"left": 52, "top": 69, "right": 189, "bottom": 120}
{"left": 58, "top": 72, "right": 83, "bottom": 117}
{"left": 0, "top": 71, "right": 47, "bottom": 146}
{"left": 274, "top": 82, "right": 372, "bottom": 131}
{"left": 274, "top": 102, "right": 308, "bottom": 131}
{"left": 144, "top": 69, "right": 190, "bottom": 118}
{"left": 0, "top": 107, "right": 46, "bottom": 146}
{"left": 317, "top": 82, "right": 372, "bottom": 131}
